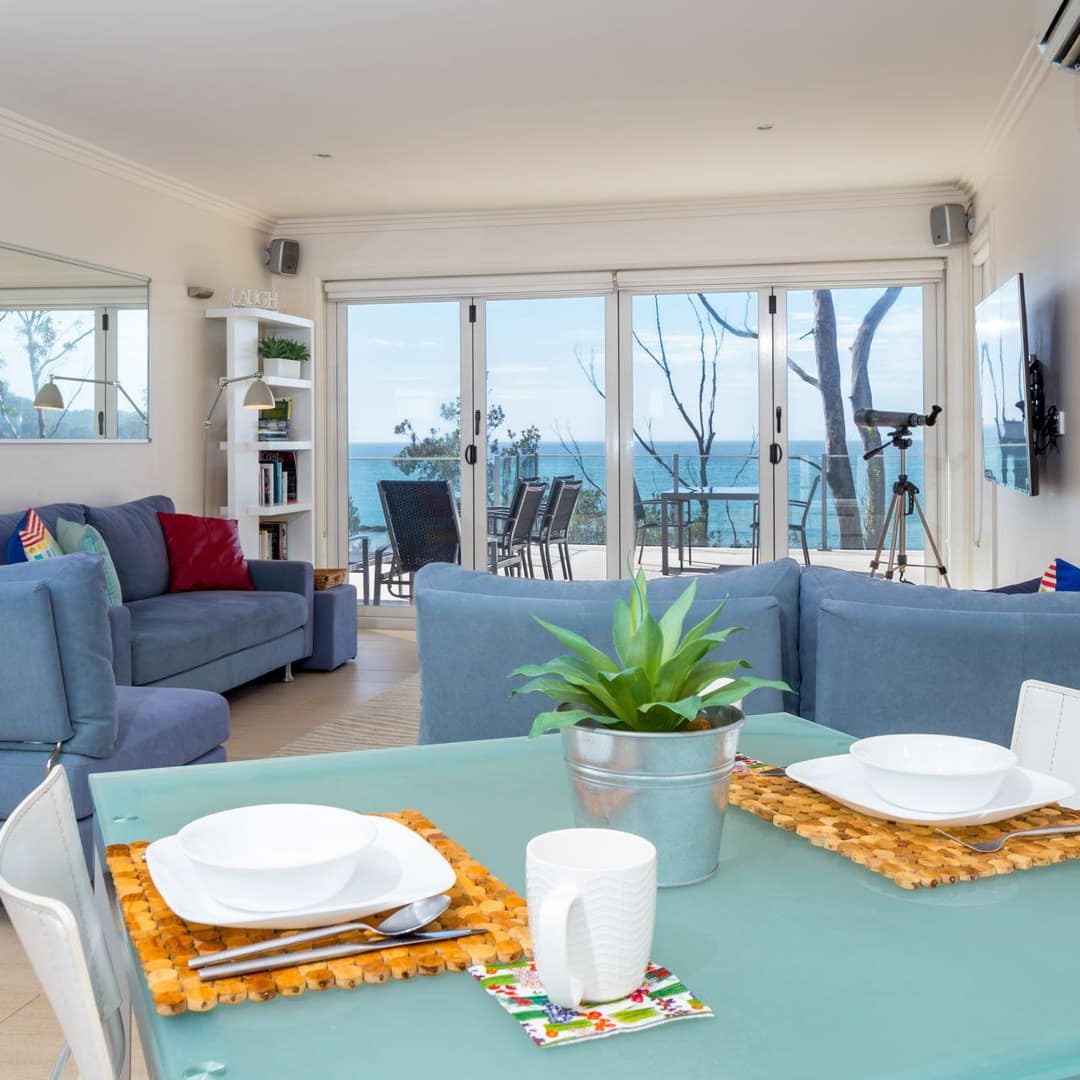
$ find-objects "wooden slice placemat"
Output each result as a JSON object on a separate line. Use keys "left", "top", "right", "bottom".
{"left": 106, "top": 810, "right": 531, "bottom": 1016}
{"left": 729, "top": 770, "right": 1080, "bottom": 889}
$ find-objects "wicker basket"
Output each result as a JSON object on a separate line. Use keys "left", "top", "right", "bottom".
{"left": 313, "top": 567, "right": 348, "bottom": 590}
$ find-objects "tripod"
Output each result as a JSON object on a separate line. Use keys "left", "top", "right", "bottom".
{"left": 865, "top": 427, "right": 950, "bottom": 586}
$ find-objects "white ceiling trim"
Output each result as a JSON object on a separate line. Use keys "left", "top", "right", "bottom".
{"left": 967, "top": 41, "right": 1050, "bottom": 190}
{"left": 0, "top": 105, "right": 274, "bottom": 234}
{"left": 275, "top": 184, "right": 971, "bottom": 237}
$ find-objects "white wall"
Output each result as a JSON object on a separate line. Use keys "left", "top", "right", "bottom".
{"left": 973, "top": 67, "right": 1080, "bottom": 585}
{"left": 275, "top": 191, "right": 971, "bottom": 578}
{"left": 0, "top": 133, "right": 268, "bottom": 514}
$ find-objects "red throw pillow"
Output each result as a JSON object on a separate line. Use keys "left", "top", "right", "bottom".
{"left": 157, "top": 512, "right": 255, "bottom": 592}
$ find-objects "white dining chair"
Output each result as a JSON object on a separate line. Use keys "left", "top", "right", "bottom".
{"left": 0, "top": 766, "right": 131, "bottom": 1079}
{"left": 1011, "top": 679, "right": 1080, "bottom": 810}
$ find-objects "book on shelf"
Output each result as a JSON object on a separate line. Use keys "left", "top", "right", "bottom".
{"left": 258, "top": 397, "right": 293, "bottom": 442}
{"left": 258, "top": 449, "right": 298, "bottom": 506}
{"left": 259, "top": 521, "right": 288, "bottom": 560}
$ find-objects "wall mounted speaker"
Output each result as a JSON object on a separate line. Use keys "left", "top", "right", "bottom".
{"left": 930, "top": 204, "right": 968, "bottom": 248}
{"left": 264, "top": 238, "right": 300, "bottom": 275}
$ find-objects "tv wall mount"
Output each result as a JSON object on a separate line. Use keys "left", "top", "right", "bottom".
{"left": 1028, "top": 355, "right": 1062, "bottom": 455}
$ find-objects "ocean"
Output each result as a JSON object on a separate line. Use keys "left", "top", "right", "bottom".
{"left": 347, "top": 438, "right": 925, "bottom": 552}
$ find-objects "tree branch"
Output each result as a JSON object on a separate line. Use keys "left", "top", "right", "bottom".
{"left": 787, "top": 356, "right": 820, "bottom": 389}
{"left": 696, "top": 293, "right": 759, "bottom": 339}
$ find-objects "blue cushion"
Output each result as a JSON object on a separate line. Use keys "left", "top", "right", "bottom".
{"left": 799, "top": 567, "right": 1080, "bottom": 722}
{"left": 0, "top": 685, "right": 229, "bottom": 819}
{"left": 417, "top": 587, "right": 784, "bottom": 744}
{"left": 85, "top": 495, "right": 174, "bottom": 601}
{"left": 56, "top": 517, "right": 124, "bottom": 605}
{"left": 0, "top": 503, "right": 86, "bottom": 565}
{"left": 126, "top": 589, "right": 309, "bottom": 684}
{"left": 417, "top": 558, "right": 802, "bottom": 707}
{"left": 0, "top": 554, "right": 117, "bottom": 757}
{"left": 813, "top": 599, "right": 1080, "bottom": 744}
{"left": 0, "top": 581, "right": 72, "bottom": 747}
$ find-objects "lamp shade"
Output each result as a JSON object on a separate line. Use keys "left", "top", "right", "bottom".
{"left": 242, "top": 377, "right": 277, "bottom": 410}
{"left": 33, "top": 382, "right": 65, "bottom": 410}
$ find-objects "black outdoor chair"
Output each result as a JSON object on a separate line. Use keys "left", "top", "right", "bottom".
{"left": 374, "top": 480, "right": 461, "bottom": 604}
{"left": 633, "top": 479, "right": 693, "bottom": 565}
{"left": 533, "top": 478, "right": 583, "bottom": 579}
{"left": 489, "top": 480, "right": 546, "bottom": 576}
{"left": 751, "top": 458, "right": 822, "bottom": 566}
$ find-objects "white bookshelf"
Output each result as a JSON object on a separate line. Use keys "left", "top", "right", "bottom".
{"left": 205, "top": 307, "right": 315, "bottom": 563}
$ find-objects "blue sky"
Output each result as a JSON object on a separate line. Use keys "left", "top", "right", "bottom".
{"left": 347, "top": 287, "right": 926, "bottom": 445}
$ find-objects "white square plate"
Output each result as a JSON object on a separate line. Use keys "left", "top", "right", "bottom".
{"left": 144, "top": 816, "right": 456, "bottom": 929}
{"left": 785, "top": 755, "right": 1076, "bottom": 827}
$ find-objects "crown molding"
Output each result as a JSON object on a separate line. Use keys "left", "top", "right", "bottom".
{"left": 966, "top": 41, "right": 1050, "bottom": 191}
{"left": 274, "top": 183, "right": 971, "bottom": 236}
{"left": 0, "top": 106, "right": 274, "bottom": 233}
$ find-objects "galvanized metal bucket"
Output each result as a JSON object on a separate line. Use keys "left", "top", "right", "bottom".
{"left": 560, "top": 707, "right": 744, "bottom": 887}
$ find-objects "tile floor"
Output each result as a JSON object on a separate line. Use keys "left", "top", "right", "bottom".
{"left": 0, "top": 629, "right": 418, "bottom": 1079}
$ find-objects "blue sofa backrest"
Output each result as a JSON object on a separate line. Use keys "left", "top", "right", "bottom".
{"left": 800, "top": 566, "right": 1080, "bottom": 745}
{"left": 0, "top": 495, "right": 174, "bottom": 601}
{"left": 415, "top": 560, "right": 801, "bottom": 744}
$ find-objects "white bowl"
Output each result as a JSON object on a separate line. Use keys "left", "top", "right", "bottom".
{"left": 177, "top": 804, "right": 377, "bottom": 912}
{"left": 848, "top": 734, "right": 1018, "bottom": 813}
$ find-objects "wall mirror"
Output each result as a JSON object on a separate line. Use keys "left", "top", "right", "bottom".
{"left": 0, "top": 242, "right": 150, "bottom": 441}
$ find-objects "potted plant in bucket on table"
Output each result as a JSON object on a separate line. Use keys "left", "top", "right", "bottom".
{"left": 511, "top": 570, "right": 789, "bottom": 886}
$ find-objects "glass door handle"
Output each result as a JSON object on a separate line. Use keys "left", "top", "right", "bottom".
{"left": 474, "top": 409, "right": 482, "bottom": 436}
{"left": 769, "top": 443, "right": 783, "bottom": 465}
{"left": 464, "top": 445, "right": 477, "bottom": 466}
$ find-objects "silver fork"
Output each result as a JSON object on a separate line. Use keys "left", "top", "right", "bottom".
{"left": 936, "top": 823, "right": 1080, "bottom": 854}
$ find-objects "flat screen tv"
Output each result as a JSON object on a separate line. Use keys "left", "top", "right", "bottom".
{"left": 976, "top": 273, "right": 1039, "bottom": 496}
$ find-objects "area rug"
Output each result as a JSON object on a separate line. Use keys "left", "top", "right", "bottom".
{"left": 274, "top": 673, "right": 421, "bottom": 755}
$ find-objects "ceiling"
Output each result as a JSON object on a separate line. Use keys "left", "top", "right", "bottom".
{"left": 0, "top": 0, "right": 1037, "bottom": 220}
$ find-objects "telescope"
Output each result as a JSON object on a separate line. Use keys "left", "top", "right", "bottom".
{"left": 854, "top": 405, "right": 941, "bottom": 430}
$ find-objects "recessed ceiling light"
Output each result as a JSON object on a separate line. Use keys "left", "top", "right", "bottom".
{"left": 312, "top": 152, "right": 333, "bottom": 159}
{"left": 755, "top": 124, "right": 774, "bottom": 132}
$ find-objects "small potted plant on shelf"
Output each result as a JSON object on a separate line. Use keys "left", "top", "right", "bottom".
{"left": 511, "top": 570, "right": 789, "bottom": 887}
{"left": 258, "top": 335, "right": 311, "bottom": 379}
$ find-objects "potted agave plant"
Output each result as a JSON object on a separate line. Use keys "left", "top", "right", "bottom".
{"left": 258, "top": 334, "right": 311, "bottom": 379}
{"left": 511, "top": 570, "right": 789, "bottom": 886}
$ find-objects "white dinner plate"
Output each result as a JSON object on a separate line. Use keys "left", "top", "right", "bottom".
{"left": 145, "top": 815, "right": 456, "bottom": 929}
{"left": 785, "top": 755, "right": 1076, "bottom": 827}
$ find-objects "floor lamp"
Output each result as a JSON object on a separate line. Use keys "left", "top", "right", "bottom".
{"left": 202, "top": 373, "right": 277, "bottom": 516}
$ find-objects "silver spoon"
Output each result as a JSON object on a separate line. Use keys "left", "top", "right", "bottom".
{"left": 935, "top": 824, "right": 1080, "bottom": 854}
{"left": 187, "top": 893, "right": 452, "bottom": 970}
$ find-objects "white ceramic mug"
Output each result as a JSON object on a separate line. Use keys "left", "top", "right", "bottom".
{"left": 526, "top": 828, "right": 657, "bottom": 1008}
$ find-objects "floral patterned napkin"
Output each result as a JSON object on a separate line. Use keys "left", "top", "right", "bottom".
{"left": 469, "top": 960, "right": 712, "bottom": 1048}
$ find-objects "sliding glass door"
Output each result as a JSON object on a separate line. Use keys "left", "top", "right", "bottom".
{"left": 342, "top": 289, "right": 616, "bottom": 607}
{"left": 784, "top": 285, "right": 933, "bottom": 575}
{"left": 344, "top": 301, "right": 464, "bottom": 605}
{"left": 484, "top": 296, "right": 609, "bottom": 580}
{"left": 335, "top": 266, "right": 942, "bottom": 612}
{"left": 628, "top": 290, "right": 767, "bottom": 576}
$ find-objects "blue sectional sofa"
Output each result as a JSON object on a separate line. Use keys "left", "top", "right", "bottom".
{"left": 0, "top": 554, "right": 229, "bottom": 862}
{"left": 415, "top": 560, "right": 1080, "bottom": 747}
{"left": 0, "top": 495, "right": 314, "bottom": 692}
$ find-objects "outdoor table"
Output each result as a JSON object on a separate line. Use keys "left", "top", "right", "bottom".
{"left": 660, "top": 487, "right": 760, "bottom": 574}
{"left": 91, "top": 714, "right": 1080, "bottom": 1080}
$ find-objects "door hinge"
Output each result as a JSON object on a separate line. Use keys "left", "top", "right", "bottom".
{"left": 768, "top": 294, "right": 777, "bottom": 315}
{"left": 101, "top": 311, "right": 110, "bottom": 331}
{"left": 468, "top": 303, "right": 477, "bottom": 323}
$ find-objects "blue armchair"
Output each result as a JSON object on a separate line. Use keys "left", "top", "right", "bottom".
{"left": 0, "top": 554, "right": 229, "bottom": 864}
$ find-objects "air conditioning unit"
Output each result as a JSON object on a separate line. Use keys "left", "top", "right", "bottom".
{"left": 1040, "top": 0, "right": 1080, "bottom": 71}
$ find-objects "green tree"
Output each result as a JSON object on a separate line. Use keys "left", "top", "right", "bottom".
{"left": 394, "top": 397, "right": 540, "bottom": 501}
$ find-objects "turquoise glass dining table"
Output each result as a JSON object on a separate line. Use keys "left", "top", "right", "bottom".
{"left": 90, "top": 714, "right": 1080, "bottom": 1080}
